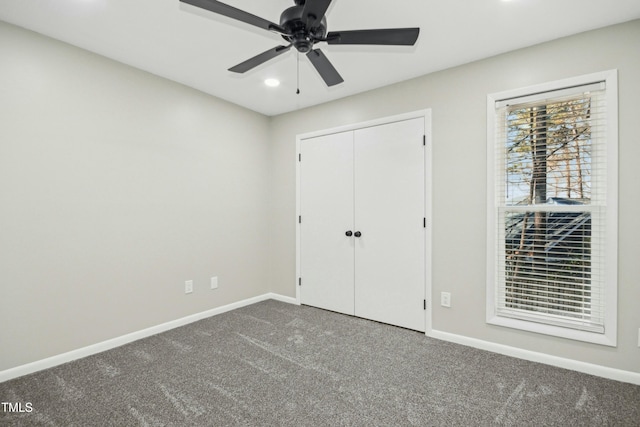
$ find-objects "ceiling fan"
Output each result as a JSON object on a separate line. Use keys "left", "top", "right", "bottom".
{"left": 180, "top": 0, "right": 420, "bottom": 86}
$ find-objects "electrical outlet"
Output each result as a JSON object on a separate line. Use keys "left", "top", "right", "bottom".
{"left": 441, "top": 292, "right": 451, "bottom": 308}
{"left": 210, "top": 276, "right": 218, "bottom": 290}
{"left": 185, "top": 280, "right": 193, "bottom": 294}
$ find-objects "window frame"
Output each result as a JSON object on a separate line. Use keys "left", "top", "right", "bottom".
{"left": 486, "top": 70, "right": 618, "bottom": 347}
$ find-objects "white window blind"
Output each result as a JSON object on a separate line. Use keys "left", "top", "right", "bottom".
{"left": 487, "top": 72, "right": 618, "bottom": 344}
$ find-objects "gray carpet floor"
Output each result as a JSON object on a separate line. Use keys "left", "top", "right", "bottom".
{"left": 1, "top": 299, "right": 639, "bottom": 426}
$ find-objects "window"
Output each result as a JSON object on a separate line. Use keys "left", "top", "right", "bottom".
{"left": 486, "top": 71, "right": 618, "bottom": 346}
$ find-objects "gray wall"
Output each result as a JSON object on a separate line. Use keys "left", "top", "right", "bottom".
{"left": 0, "top": 22, "right": 271, "bottom": 371}
{"left": 269, "top": 20, "right": 640, "bottom": 373}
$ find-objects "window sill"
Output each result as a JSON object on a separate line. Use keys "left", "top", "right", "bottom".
{"left": 486, "top": 314, "right": 617, "bottom": 347}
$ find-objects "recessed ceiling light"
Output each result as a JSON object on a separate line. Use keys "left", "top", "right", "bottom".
{"left": 264, "top": 78, "right": 280, "bottom": 88}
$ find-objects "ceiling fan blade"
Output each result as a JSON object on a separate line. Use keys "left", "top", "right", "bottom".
{"left": 180, "top": 0, "right": 284, "bottom": 33}
{"left": 327, "top": 28, "right": 420, "bottom": 46}
{"left": 306, "top": 49, "right": 343, "bottom": 87}
{"left": 301, "top": 0, "right": 333, "bottom": 29}
{"left": 228, "top": 45, "right": 292, "bottom": 73}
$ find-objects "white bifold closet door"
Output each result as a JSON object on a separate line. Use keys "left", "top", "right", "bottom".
{"left": 300, "top": 117, "right": 425, "bottom": 332}
{"left": 299, "top": 130, "right": 355, "bottom": 315}
{"left": 353, "top": 119, "right": 425, "bottom": 331}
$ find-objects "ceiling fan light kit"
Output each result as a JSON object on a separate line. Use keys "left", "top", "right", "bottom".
{"left": 180, "top": 0, "right": 420, "bottom": 87}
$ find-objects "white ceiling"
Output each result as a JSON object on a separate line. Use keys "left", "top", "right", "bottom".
{"left": 2, "top": 0, "right": 639, "bottom": 116}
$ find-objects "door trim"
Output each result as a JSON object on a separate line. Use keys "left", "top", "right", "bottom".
{"left": 295, "top": 109, "right": 433, "bottom": 335}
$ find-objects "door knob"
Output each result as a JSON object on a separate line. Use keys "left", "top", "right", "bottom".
{"left": 354, "top": 231, "right": 362, "bottom": 238}
{"left": 345, "top": 230, "right": 353, "bottom": 236}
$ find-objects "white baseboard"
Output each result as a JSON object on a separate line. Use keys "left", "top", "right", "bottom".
{"left": 429, "top": 329, "right": 640, "bottom": 386}
{"left": 0, "top": 293, "right": 297, "bottom": 383}
{"left": 265, "top": 293, "right": 298, "bottom": 305}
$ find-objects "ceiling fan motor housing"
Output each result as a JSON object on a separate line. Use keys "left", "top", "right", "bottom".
{"left": 280, "top": 5, "right": 327, "bottom": 53}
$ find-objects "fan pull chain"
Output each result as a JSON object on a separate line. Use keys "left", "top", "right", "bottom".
{"left": 296, "top": 51, "right": 300, "bottom": 95}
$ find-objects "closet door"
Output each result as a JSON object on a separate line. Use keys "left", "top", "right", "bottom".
{"left": 354, "top": 118, "right": 425, "bottom": 331}
{"left": 299, "top": 131, "right": 355, "bottom": 315}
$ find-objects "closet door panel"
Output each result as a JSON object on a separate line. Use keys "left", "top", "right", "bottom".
{"left": 354, "top": 118, "right": 425, "bottom": 331}
{"left": 299, "top": 131, "right": 355, "bottom": 315}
